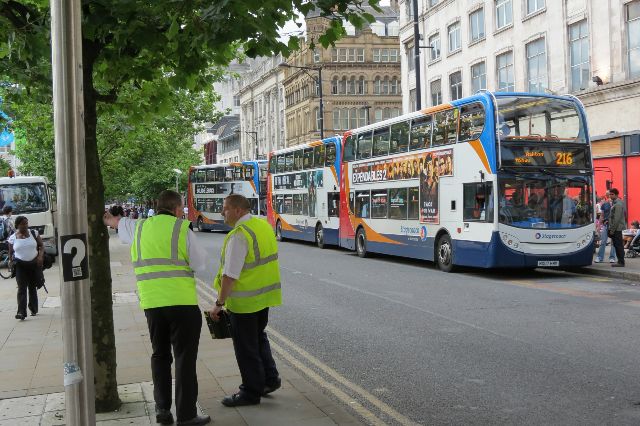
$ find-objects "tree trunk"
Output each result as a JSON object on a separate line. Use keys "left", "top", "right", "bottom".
{"left": 83, "top": 46, "right": 122, "bottom": 413}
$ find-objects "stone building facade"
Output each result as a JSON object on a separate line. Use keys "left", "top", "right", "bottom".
{"left": 282, "top": 5, "right": 403, "bottom": 147}
{"left": 398, "top": 0, "right": 640, "bottom": 138}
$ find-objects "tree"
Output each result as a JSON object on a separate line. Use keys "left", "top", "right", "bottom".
{"left": 1, "top": 0, "right": 379, "bottom": 411}
{"left": 0, "top": 156, "right": 10, "bottom": 176}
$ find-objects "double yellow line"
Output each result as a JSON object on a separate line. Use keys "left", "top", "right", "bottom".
{"left": 195, "top": 278, "right": 417, "bottom": 426}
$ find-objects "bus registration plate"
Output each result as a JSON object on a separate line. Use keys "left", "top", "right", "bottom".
{"left": 537, "top": 260, "right": 559, "bottom": 267}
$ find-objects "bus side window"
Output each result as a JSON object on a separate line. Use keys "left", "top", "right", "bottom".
{"left": 408, "top": 188, "right": 419, "bottom": 219}
{"left": 410, "top": 116, "right": 432, "bottom": 151}
{"left": 325, "top": 143, "right": 337, "bottom": 166}
{"left": 390, "top": 121, "right": 409, "bottom": 154}
{"left": 372, "top": 127, "right": 390, "bottom": 157}
{"left": 357, "top": 132, "right": 372, "bottom": 160}
{"left": 343, "top": 135, "right": 356, "bottom": 162}
{"left": 314, "top": 144, "right": 325, "bottom": 168}
{"left": 463, "top": 182, "right": 493, "bottom": 221}
{"left": 355, "top": 190, "right": 370, "bottom": 218}
{"left": 276, "top": 155, "right": 285, "bottom": 173}
{"left": 433, "top": 109, "right": 459, "bottom": 146}
{"left": 294, "top": 150, "right": 303, "bottom": 171}
{"left": 285, "top": 153, "right": 294, "bottom": 172}
{"left": 459, "top": 103, "right": 486, "bottom": 142}
{"left": 269, "top": 155, "right": 277, "bottom": 174}
{"left": 303, "top": 148, "right": 314, "bottom": 169}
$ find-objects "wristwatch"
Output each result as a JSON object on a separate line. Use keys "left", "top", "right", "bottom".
{"left": 215, "top": 299, "right": 225, "bottom": 307}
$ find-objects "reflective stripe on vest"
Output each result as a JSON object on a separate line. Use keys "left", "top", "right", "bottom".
{"left": 133, "top": 218, "right": 189, "bottom": 271}
{"left": 230, "top": 281, "right": 281, "bottom": 298}
{"left": 238, "top": 223, "right": 279, "bottom": 271}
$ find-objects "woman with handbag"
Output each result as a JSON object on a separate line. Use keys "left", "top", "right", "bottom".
{"left": 8, "top": 216, "right": 44, "bottom": 320}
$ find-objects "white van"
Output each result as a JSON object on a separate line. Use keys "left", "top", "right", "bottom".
{"left": 0, "top": 176, "right": 57, "bottom": 255}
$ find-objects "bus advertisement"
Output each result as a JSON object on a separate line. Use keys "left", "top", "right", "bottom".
{"left": 187, "top": 160, "right": 267, "bottom": 232}
{"left": 339, "top": 92, "right": 595, "bottom": 271}
{"left": 267, "top": 136, "right": 342, "bottom": 248}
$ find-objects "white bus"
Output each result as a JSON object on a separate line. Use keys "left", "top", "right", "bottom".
{"left": 267, "top": 136, "right": 342, "bottom": 248}
{"left": 0, "top": 176, "right": 57, "bottom": 254}
{"left": 187, "top": 161, "right": 267, "bottom": 232}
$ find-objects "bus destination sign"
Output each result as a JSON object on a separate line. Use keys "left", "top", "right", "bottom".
{"left": 500, "top": 146, "right": 589, "bottom": 169}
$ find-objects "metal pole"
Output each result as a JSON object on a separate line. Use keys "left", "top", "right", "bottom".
{"left": 412, "top": 0, "right": 422, "bottom": 110}
{"left": 317, "top": 68, "right": 324, "bottom": 140}
{"left": 50, "top": 0, "right": 95, "bottom": 424}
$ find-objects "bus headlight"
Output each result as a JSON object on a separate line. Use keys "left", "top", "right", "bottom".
{"left": 576, "top": 233, "right": 592, "bottom": 249}
{"left": 500, "top": 232, "right": 521, "bottom": 250}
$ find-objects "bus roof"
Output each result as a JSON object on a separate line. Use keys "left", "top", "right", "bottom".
{"left": 268, "top": 135, "right": 342, "bottom": 157}
{"left": 0, "top": 176, "right": 49, "bottom": 185}
{"left": 190, "top": 160, "right": 266, "bottom": 171}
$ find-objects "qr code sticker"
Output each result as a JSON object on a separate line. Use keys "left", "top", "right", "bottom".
{"left": 72, "top": 266, "right": 82, "bottom": 278}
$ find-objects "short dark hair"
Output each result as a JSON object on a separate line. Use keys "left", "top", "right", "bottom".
{"left": 225, "top": 194, "right": 250, "bottom": 211}
{"left": 14, "top": 215, "right": 27, "bottom": 227}
{"left": 2, "top": 205, "right": 12, "bottom": 214}
{"left": 610, "top": 188, "right": 619, "bottom": 196}
{"left": 156, "top": 190, "right": 183, "bottom": 213}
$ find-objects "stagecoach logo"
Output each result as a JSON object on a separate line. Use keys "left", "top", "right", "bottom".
{"left": 535, "top": 232, "right": 567, "bottom": 240}
{"left": 420, "top": 226, "right": 428, "bottom": 242}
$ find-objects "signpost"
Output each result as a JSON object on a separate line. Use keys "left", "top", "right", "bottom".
{"left": 50, "top": 0, "right": 95, "bottom": 424}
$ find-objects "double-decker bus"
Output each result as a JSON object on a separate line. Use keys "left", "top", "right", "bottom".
{"left": 267, "top": 136, "right": 342, "bottom": 248}
{"left": 187, "top": 160, "right": 267, "bottom": 232}
{"left": 339, "top": 92, "right": 595, "bottom": 271}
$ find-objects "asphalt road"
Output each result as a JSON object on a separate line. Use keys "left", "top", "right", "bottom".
{"left": 194, "top": 230, "right": 640, "bottom": 425}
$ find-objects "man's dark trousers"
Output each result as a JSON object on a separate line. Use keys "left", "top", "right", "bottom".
{"left": 611, "top": 230, "right": 626, "bottom": 265}
{"left": 145, "top": 305, "right": 202, "bottom": 421}
{"left": 229, "top": 308, "right": 279, "bottom": 401}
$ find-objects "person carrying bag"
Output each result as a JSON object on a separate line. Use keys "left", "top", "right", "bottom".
{"left": 8, "top": 216, "right": 45, "bottom": 320}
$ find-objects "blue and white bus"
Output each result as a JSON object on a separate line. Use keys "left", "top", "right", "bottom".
{"left": 188, "top": 160, "right": 267, "bottom": 232}
{"left": 339, "top": 92, "right": 595, "bottom": 271}
{"left": 267, "top": 136, "right": 342, "bottom": 248}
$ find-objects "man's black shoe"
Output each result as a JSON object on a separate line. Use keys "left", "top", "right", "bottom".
{"left": 221, "top": 393, "right": 260, "bottom": 407}
{"left": 155, "top": 407, "right": 174, "bottom": 425}
{"left": 176, "top": 415, "right": 211, "bottom": 425}
{"left": 15, "top": 314, "right": 25, "bottom": 320}
{"left": 262, "top": 378, "right": 282, "bottom": 396}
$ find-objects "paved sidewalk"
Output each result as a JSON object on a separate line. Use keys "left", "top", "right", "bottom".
{"left": 0, "top": 234, "right": 360, "bottom": 425}
{"left": 578, "top": 254, "right": 640, "bottom": 282}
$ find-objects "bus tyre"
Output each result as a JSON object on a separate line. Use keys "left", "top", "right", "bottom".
{"left": 197, "top": 216, "right": 205, "bottom": 232}
{"left": 356, "top": 228, "right": 368, "bottom": 258}
{"left": 315, "top": 223, "right": 325, "bottom": 249}
{"left": 276, "top": 221, "right": 284, "bottom": 242}
{"left": 436, "top": 234, "right": 455, "bottom": 273}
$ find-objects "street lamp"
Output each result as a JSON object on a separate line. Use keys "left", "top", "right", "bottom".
{"left": 235, "top": 129, "right": 259, "bottom": 160}
{"left": 172, "top": 168, "right": 182, "bottom": 193}
{"left": 279, "top": 62, "right": 324, "bottom": 140}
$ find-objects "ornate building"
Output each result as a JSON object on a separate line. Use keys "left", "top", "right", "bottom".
{"left": 282, "top": 4, "right": 402, "bottom": 147}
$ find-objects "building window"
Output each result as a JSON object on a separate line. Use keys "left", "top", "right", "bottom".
{"left": 407, "top": 44, "right": 415, "bottom": 71}
{"left": 471, "top": 62, "right": 486, "bottom": 92}
{"left": 405, "top": 0, "right": 413, "bottom": 19}
{"left": 569, "top": 20, "right": 590, "bottom": 91}
{"left": 496, "top": 50, "right": 514, "bottom": 91}
{"left": 429, "top": 33, "right": 441, "bottom": 61}
{"left": 374, "top": 77, "right": 399, "bottom": 95}
{"left": 627, "top": 1, "right": 640, "bottom": 78}
{"left": 469, "top": 8, "right": 485, "bottom": 42}
{"left": 313, "top": 49, "right": 321, "bottom": 63}
{"left": 430, "top": 79, "right": 442, "bottom": 106}
{"left": 429, "top": 0, "right": 438, "bottom": 6}
{"left": 233, "top": 96, "right": 240, "bottom": 107}
{"left": 496, "top": 0, "right": 513, "bottom": 30}
{"left": 373, "top": 48, "right": 400, "bottom": 63}
{"left": 449, "top": 72, "right": 462, "bottom": 101}
{"left": 526, "top": 0, "right": 545, "bottom": 15}
{"left": 448, "top": 22, "right": 461, "bottom": 53}
{"left": 409, "top": 88, "right": 417, "bottom": 111}
{"left": 526, "top": 37, "right": 547, "bottom": 93}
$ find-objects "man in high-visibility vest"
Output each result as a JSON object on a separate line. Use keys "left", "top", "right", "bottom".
{"left": 209, "top": 194, "right": 282, "bottom": 407}
{"left": 104, "top": 190, "right": 211, "bottom": 426}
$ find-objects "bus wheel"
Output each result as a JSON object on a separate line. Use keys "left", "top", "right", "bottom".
{"left": 276, "top": 220, "right": 284, "bottom": 242}
{"left": 436, "top": 234, "right": 455, "bottom": 272}
{"left": 356, "top": 228, "right": 368, "bottom": 258}
{"left": 315, "top": 223, "right": 325, "bottom": 249}
{"left": 197, "top": 216, "right": 206, "bottom": 232}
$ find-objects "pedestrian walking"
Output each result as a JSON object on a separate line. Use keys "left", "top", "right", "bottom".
{"left": 595, "top": 191, "right": 617, "bottom": 263}
{"left": 608, "top": 188, "right": 626, "bottom": 268}
{"left": 209, "top": 194, "right": 283, "bottom": 407}
{"left": 8, "top": 216, "right": 44, "bottom": 320}
{"left": 1, "top": 205, "right": 16, "bottom": 240}
{"left": 103, "top": 190, "right": 210, "bottom": 426}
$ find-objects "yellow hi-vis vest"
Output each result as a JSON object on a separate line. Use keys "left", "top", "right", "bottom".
{"left": 131, "top": 215, "right": 197, "bottom": 309}
{"left": 214, "top": 217, "right": 282, "bottom": 314}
